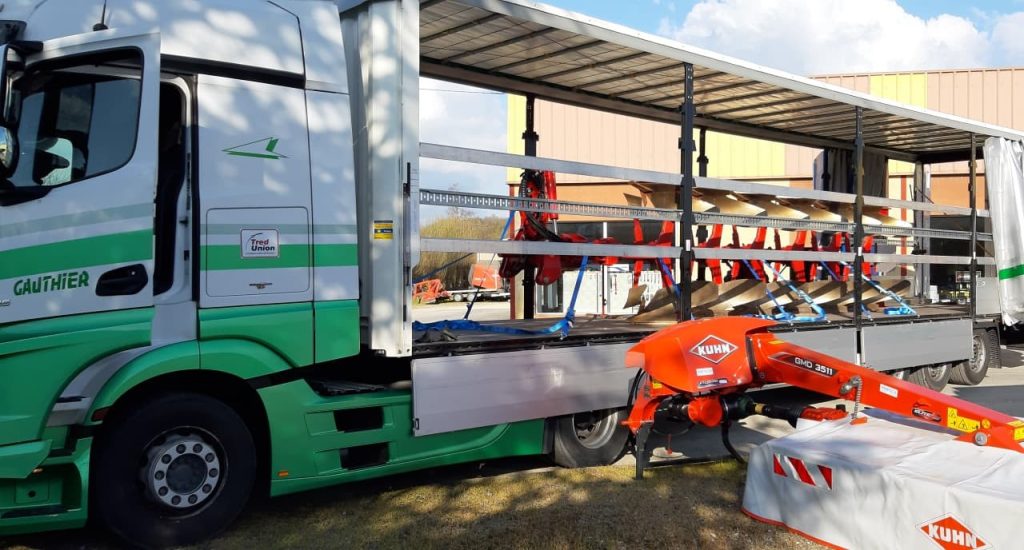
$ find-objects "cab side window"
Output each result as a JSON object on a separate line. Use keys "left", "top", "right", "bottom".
{"left": 7, "top": 50, "right": 141, "bottom": 188}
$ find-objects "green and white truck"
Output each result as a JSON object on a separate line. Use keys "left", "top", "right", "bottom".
{"left": 0, "top": 0, "right": 1015, "bottom": 546}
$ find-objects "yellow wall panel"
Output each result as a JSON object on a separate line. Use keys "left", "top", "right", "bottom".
{"left": 870, "top": 73, "right": 927, "bottom": 175}
{"left": 702, "top": 131, "right": 785, "bottom": 179}
{"left": 506, "top": 94, "right": 526, "bottom": 183}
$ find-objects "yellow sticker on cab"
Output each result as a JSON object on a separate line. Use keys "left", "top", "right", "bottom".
{"left": 946, "top": 407, "right": 980, "bottom": 433}
{"left": 373, "top": 220, "right": 394, "bottom": 240}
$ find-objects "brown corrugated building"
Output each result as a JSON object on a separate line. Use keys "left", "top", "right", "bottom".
{"left": 507, "top": 68, "right": 1024, "bottom": 213}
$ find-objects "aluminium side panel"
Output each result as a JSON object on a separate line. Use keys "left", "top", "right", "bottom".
{"left": 976, "top": 276, "right": 1001, "bottom": 317}
{"left": 773, "top": 327, "right": 858, "bottom": 365}
{"left": 861, "top": 319, "right": 971, "bottom": 371}
{"left": 412, "top": 343, "right": 636, "bottom": 436}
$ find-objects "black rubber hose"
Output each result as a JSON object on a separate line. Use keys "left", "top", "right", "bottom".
{"left": 721, "top": 420, "right": 746, "bottom": 464}
{"left": 626, "top": 369, "right": 645, "bottom": 411}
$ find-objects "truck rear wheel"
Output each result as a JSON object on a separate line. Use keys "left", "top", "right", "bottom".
{"left": 950, "top": 330, "right": 997, "bottom": 385}
{"left": 93, "top": 393, "right": 256, "bottom": 548}
{"left": 552, "top": 408, "right": 629, "bottom": 468}
{"left": 904, "top": 363, "right": 951, "bottom": 392}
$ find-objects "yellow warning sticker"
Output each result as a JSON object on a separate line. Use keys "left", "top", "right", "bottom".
{"left": 373, "top": 220, "right": 394, "bottom": 240}
{"left": 947, "top": 407, "right": 980, "bottom": 433}
{"left": 1011, "top": 420, "right": 1024, "bottom": 440}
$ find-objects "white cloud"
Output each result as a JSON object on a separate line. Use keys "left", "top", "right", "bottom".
{"left": 991, "top": 12, "right": 1024, "bottom": 66}
{"left": 419, "top": 78, "right": 508, "bottom": 218}
{"left": 659, "top": 0, "right": 990, "bottom": 74}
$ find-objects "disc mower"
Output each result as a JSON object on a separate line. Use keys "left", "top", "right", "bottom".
{"left": 625, "top": 317, "right": 1024, "bottom": 479}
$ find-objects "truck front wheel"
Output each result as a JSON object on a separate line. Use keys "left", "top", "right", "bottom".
{"left": 552, "top": 408, "right": 630, "bottom": 468}
{"left": 93, "top": 393, "right": 256, "bottom": 548}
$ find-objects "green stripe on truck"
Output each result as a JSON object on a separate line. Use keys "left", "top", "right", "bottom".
{"left": 313, "top": 244, "right": 358, "bottom": 267}
{"left": 201, "top": 244, "right": 358, "bottom": 271}
{"left": 999, "top": 264, "right": 1024, "bottom": 281}
{"left": 0, "top": 230, "right": 152, "bottom": 280}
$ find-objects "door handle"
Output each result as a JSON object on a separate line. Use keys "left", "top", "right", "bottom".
{"left": 95, "top": 264, "right": 149, "bottom": 296}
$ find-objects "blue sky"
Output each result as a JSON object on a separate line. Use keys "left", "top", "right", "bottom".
{"left": 419, "top": 0, "right": 1024, "bottom": 207}
{"left": 551, "top": 0, "right": 1023, "bottom": 37}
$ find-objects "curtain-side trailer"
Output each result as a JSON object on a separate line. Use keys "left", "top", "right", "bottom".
{"left": 0, "top": 0, "right": 1020, "bottom": 546}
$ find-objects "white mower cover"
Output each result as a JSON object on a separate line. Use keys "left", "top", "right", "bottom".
{"left": 982, "top": 137, "right": 1024, "bottom": 326}
{"left": 743, "top": 412, "right": 1024, "bottom": 549}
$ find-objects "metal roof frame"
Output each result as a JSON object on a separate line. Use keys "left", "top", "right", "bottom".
{"left": 419, "top": 0, "right": 1024, "bottom": 163}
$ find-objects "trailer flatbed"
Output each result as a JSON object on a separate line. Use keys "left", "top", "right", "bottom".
{"left": 411, "top": 303, "right": 986, "bottom": 357}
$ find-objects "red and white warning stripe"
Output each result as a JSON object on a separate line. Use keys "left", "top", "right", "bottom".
{"left": 772, "top": 453, "right": 833, "bottom": 491}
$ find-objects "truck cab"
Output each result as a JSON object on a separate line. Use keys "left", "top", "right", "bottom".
{"left": 0, "top": 0, "right": 421, "bottom": 543}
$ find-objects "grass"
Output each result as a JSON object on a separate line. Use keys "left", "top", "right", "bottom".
{"left": 3, "top": 458, "right": 819, "bottom": 550}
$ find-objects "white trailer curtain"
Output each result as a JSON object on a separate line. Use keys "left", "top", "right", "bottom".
{"left": 983, "top": 137, "right": 1024, "bottom": 325}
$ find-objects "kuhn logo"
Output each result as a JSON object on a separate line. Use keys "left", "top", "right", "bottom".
{"left": 918, "top": 515, "right": 988, "bottom": 550}
{"left": 689, "top": 336, "right": 737, "bottom": 364}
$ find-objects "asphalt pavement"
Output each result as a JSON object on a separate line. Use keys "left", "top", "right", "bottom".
{"left": 413, "top": 300, "right": 510, "bottom": 323}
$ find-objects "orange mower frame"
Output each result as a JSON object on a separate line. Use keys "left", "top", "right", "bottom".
{"left": 624, "top": 317, "right": 1024, "bottom": 478}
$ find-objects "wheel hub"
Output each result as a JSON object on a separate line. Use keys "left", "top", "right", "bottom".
{"left": 573, "top": 410, "right": 617, "bottom": 449}
{"left": 971, "top": 336, "right": 986, "bottom": 371}
{"left": 143, "top": 433, "right": 222, "bottom": 510}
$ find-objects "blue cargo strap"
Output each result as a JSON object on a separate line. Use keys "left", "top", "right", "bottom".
{"left": 414, "top": 256, "right": 589, "bottom": 339}
{"left": 762, "top": 262, "right": 826, "bottom": 323}
{"left": 463, "top": 211, "right": 516, "bottom": 319}
{"left": 836, "top": 260, "right": 917, "bottom": 317}
{"left": 740, "top": 259, "right": 795, "bottom": 321}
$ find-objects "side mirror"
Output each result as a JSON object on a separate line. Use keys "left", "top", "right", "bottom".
{"left": 0, "top": 125, "right": 16, "bottom": 176}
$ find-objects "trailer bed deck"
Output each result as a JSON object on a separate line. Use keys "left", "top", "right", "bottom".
{"left": 411, "top": 303, "right": 977, "bottom": 357}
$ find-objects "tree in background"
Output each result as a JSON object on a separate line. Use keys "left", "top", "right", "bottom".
{"left": 414, "top": 212, "right": 507, "bottom": 291}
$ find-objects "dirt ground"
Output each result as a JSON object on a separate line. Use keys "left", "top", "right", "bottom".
{"left": 2, "top": 458, "right": 818, "bottom": 550}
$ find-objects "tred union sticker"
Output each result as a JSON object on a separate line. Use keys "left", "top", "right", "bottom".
{"left": 689, "top": 335, "right": 737, "bottom": 364}
{"left": 918, "top": 515, "right": 988, "bottom": 550}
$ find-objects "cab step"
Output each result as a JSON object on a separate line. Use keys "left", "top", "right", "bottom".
{"left": 308, "top": 380, "right": 387, "bottom": 397}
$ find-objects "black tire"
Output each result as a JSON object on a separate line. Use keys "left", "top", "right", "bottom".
{"left": 552, "top": 408, "right": 630, "bottom": 468}
{"left": 93, "top": 393, "right": 256, "bottom": 548}
{"left": 951, "top": 329, "right": 998, "bottom": 385}
{"left": 905, "top": 363, "right": 952, "bottom": 391}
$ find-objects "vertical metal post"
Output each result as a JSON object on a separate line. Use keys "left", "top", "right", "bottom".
{"left": 853, "top": 107, "right": 865, "bottom": 363}
{"left": 969, "top": 133, "right": 978, "bottom": 319}
{"left": 677, "top": 64, "right": 696, "bottom": 322}
{"left": 602, "top": 221, "right": 609, "bottom": 316}
{"left": 697, "top": 127, "right": 709, "bottom": 178}
{"left": 695, "top": 128, "right": 709, "bottom": 279}
{"left": 522, "top": 94, "right": 539, "bottom": 319}
{"left": 912, "top": 162, "right": 930, "bottom": 298}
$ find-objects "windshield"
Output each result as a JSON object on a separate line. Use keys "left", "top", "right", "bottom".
{"left": 5, "top": 50, "right": 141, "bottom": 188}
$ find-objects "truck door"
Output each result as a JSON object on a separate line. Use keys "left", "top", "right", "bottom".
{"left": 0, "top": 32, "right": 160, "bottom": 324}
